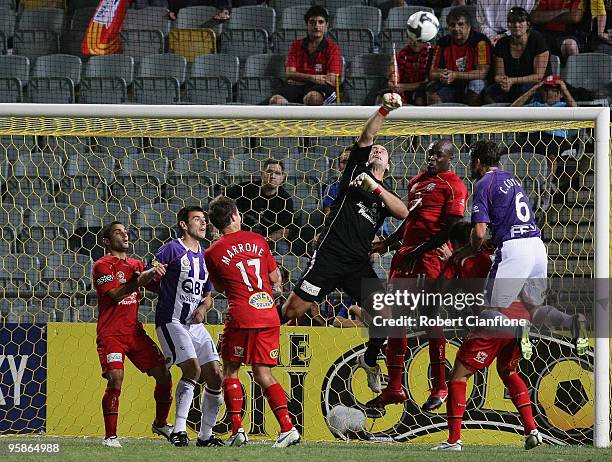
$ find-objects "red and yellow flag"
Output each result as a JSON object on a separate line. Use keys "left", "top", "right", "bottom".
{"left": 81, "top": 0, "right": 129, "bottom": 56}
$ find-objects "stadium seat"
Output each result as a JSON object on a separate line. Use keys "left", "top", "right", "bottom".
{"left": 21, "top": 0, "right": 64, "bottom": 9}
{"left": 295, "top": 156, "right": 328, "bottom": 182}
{"left": 26, "top": 204, "right": 78, "bottom": 232}
{"left": 0, "top": 8, "right": 15, "bottom": 54}
{"left": 60, "top": 175, "right": 108, "bottom": 208}
{"left": 110, "top": 175, "right": 162, "bottom": 209}
{"left": 20, "top": 225, "right": 70, "bottom": 256}
{"left": 384, "top": 5, "right": 434, "bottom": 30}
{"left": 66, "top": 152, "right": 115, "bottom": 183}
{"left": 0, "top": 254, "right": 40, "bottom": 296}
{"left": 333, "top": 6, "right": 382, "bottom": 35}
{"left": 77, "top": 202, "right": 131, "bottom": 230}
{"left": 226, "top": 155, "right": 263, "bottom": 182}
{"left": 85, "top": 54, "right": 134, "bottom": 84}
{"left": 289, "top": 181, "right": 321, "bottom": 211}
{"left": 13, "top": 30, "right": 59, "bottom": 62}
{"left": 120, "top": 29, "right": 165, "bottom": 61}
{"left": 328, "top": 29, "right": 374, "bottom": 60}
{"left": 132, "top": 203, "right": 181, "bottom": 229}
{"left": 17, "top": 8, "right": 65, "bottom": 35}
{"left": 29, "top": 53, "right": 81, "bottom": 103}
{"left": 165, "top": 175, "right": 213, "bottom": 209}
{"left": 318, "top": 0, "right": 367, "bottom": 14}
{"left": 0, "top": 225, "right": 15, "bottom": 254}
{"left": 118, "top": 152, "right": 169, "bottom": 181}
{"left": 147, "top": 137, "right": 196, "bottom": 160}
{"left": 33, "top": 54, "right": 81, "bottom": 84}
{"left": 134, "top": 53, "right": 187, "bottom": 104}
{"left": 348, "top": 53, "right": 391, "bottom": 77}
{"left": 562, "top": 53, "right": 612, "bottom": 93}
{"left": 124, "top": 7, "right": 171, "bottom": 35}
{"left": 219, "top": 29, "right": 269, "bottom": 69}
{"left": 172, "top": 155, "right": 224, "bottom": 180}
{"left": 244, "top": 53, "right": 286, "bottom": 78}
{"left": 168, "top": 28, "right": 216, "bottom": 62}
{"left": 175, "top": 6, "right": 222, "bottom": 37}
{"left": 343, "top": 76, "right": 386, "bottom": 105}
{"left": 272, "top": 28, "right": 303, "bottom": 55}
{"left": 0, "top": 77, "right": 22, "bottom": 102}
{"left": 226, "top": 5, "right": 276, "bottom": 36}
{"left": 237, "top": 76, "right": 282, "bottom": 104}
{"left": 43, "top": 253, "right": 93, "bottom": 292}
{"left": 92, "top": 135, "right": 143, "bottom": 159}
{"left": 0, "top": 0, "right": 15, "bottom": 9}
{"left": 379, "top": 28, "right": 405, "bottom": 54}
{"left": 186, "top": 76, "right": 233, "bottom": 104}
{"left": 278, "top": 4, "right": 310, "bottom": 31}
{"left": 191, "top": 54, "right": 240, "bottom": 85}
{"left": 81, "top": 54, "right": 133, "bottom": 103}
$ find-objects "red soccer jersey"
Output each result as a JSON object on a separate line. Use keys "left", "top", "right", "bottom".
{"left": 433, "top": 30, "right": 491, "bottom": 72}
{"left": 441, "top": 247, "right": 493, "bottom": 279}
{"left": 93, "top": 255, "right": 144, "bottom": 338}
{"left": 397, "top": 42, "right": 433, "bottom": 84}
{"left": 401, "top": 170, "right": 468, "bottom": 251}
{"left": 204, "top": 230, "right": 280, "bottom": 329}
{"left": 286, "top": 37, "right": 342, "bottom": 76}
{"left": 533, "top": 0, "right": 584, "bottom": 32}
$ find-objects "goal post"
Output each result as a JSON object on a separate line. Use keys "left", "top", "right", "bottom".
{"left": 0, "top": 104, "right": 608, "bottom": 447}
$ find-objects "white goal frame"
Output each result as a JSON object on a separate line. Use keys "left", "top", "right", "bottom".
{"left": 0, "top": 104, "right": 609, "bottom": 447}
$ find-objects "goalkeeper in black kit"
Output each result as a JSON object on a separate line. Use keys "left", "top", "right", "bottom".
{"left": 281, "top": 93, "right": 409, "bottom": 393}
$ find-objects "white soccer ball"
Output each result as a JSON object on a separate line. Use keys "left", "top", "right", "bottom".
{"left": 326, "top": 406, "right": 367, "bottom": 440}
{"left": 406, "top": 11, "right": 440, "bottom": 43}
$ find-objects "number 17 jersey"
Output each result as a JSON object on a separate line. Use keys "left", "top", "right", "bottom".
{"left": 204, "top": 230, "right": 280, "bottom": 329}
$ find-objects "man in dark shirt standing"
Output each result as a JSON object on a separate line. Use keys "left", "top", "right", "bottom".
{"left": 227, "top": 159, "right": 294, "bottom": 255}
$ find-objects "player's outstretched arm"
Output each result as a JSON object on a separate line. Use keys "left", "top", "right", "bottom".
{"left": 356, "top": 93, "right": 402, "bottom": 148}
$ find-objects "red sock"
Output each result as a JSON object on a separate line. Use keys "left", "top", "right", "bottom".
{"left": 153, "top": 381, "right": 173, "bottom": 427}
{"left": 505, "top": 372, "right": 537, "bottom": 434}
{"left": 102, "top": 387, "right": 121, "bottom": 439}
{"left": 264, "top": 383, "right": 294, "bottom": 433}
{"left": 385, "top": 336, "right": 407, "bottom": 391}
{"left": 223, "top": 378, "right": 243, "bottom": 434}
{"left": 446, "top": 380, "right": 467, "bottom": 444}
{"left": 428, "top": 328, "right": 447, "bottom": 391}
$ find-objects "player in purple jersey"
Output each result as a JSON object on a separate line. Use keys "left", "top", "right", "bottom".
{"left": 152, "top": 206, "right": 224, "bottom": 447}
{"left": 454, "top": 141, "right": 587, "bottom": 359}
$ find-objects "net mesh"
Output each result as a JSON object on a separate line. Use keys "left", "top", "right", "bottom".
{"left": 0, "top": 114, "right": 603, "bottom": 445}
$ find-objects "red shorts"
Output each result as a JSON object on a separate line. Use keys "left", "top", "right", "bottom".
{"left": 389, "top": 249, "right": 445, "bottom": 280}
{"left": 97, "top": 330, "right": 166, "bottom": 377}
{"left": 221, "top": 326, "right": 280, "bottom": 366}
{"left": 456, "top": 333, "right": 521, "bottom": 373}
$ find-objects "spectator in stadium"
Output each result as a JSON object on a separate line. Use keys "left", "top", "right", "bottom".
{"left": 529, "top": 0, "right": 585, "bottom": 62}
{"left": 212, "top": 0, "right": 260, "bottom": 21}
{"left": 93, "top": 222, "right": 173, "bottom": 448}
{"left": 427, "top": 6, "right": 492, "bottom": 106}
{"left": 269, "top": 6, "right": 342, "bottom": 106}
{"left": 377, "top": 27, "right": 435, "bottom": 107}
{"left": 226, "top": 159, "right": 294, "bottom": 255}
{"left": 511, "top": 74, "right": 578, "bottom": 202}
{"left": 168, "top": 0, "right": 215, "bottom": 20}
{"left": 477, "top": 0, "right": 537, "bottom": 43}
{"left": 484, "top": 7, "right": 550, "bottom": 104}
{"left": 592, "top": 0, "right": 612, "bottom": 54}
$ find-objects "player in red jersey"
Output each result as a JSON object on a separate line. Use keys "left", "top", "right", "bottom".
{"left": 204, "top": 196, "right": 300, "bottom": 449}
{"left": 365, "top": 139, "right": 468, "bottom": 410}
{"left": 432, "top": 221, "right": 542, "bottom": 451}
{"left": 92, "top": 221, "right": 173, "bottom": 448}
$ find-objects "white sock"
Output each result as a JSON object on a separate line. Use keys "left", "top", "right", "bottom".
{"left": 531, "top": 305, "right": 573, "bottom": 329}
{"left": 198, "top": 387, "right": 223, "bottom": 440}
{"left": 175, "top": 378, "right": 196, "bottom": 433}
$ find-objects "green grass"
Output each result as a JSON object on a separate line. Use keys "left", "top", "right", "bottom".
{"left": 1, "top": 437, "right": 611, "bottom": 462}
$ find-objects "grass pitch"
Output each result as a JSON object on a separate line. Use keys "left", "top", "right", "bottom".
{"left": 1, "top": 437, "right": 611, "bottom": 462}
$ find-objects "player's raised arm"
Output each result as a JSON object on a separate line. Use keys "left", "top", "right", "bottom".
{"left": 357, "top": 93, "right": 402, "bottom": 148}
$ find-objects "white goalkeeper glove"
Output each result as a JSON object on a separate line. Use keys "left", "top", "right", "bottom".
{"left": 350, "top": 172, "right": 384, "bottom": 196}
{"left": 379, "top": 92, "right": 402, "bottom": 116}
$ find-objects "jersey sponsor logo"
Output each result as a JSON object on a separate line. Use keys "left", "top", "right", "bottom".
{"left": 474, "top": 351, "right": 488, "bottom": 364}
{"left": 455, "top": 56, "right": 466, "bottom": 72}
{"left": 182, "top": 279, "right": 206, "bottom": 296}
{"left": 96, "top": 274, "right": 114, "bottom": 286}
{"left": 510, "top": 224, "right": 537, "bottom": 238}
{"left": 315, "top": 63, "right": 323, "bottom": 73}
{"left": 119, "top": 292, "right": 138, "bottom": 306}
{"left": 116, "top": 271, "right": 126, "bottom": 284}
{"left": 300, "top": 280, "right": 321, "bottom": 297}
{"left": 472, "top": 204, "right": 480, "bottom": 213}
{"left": 269, "top": 348, "right": 279, "bottom": 359}
{"left": 426, "top": 183, "right": 436, "bottom": 192}
{"left": 234, "top": 346, "right": 244, "bottom": 358}
{"left": 248, "top": 292, "right": 274, "bottom": 310}
{"left": 106, "top": 352, "right": 123, "bottom": 363}
{"left": 356, "top": 201, "right": 377, "bottom": 226}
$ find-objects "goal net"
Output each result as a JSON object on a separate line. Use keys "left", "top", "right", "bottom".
{"left": 0, "top": 104, "right": 608, "bottom": 447}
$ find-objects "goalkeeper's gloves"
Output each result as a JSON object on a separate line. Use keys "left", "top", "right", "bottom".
{"left": 378, "top": 92, "right": 402, "bottom": 117}
{"left": 350, "top": 172, "right": 384, "bottom": 196}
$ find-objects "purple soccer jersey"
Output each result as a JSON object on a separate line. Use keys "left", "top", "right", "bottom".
{"left": 471, "top": 169, "right": 540, "bottom": 247}
{"left": 152, "top": 238, "right": 212, "bottom": 326}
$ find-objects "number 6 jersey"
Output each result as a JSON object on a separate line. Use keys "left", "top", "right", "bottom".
{"left": 152, "top": 238, "right": 212, "bottom": 326}
{"left": 204, "top": 230, "right": 280, "bottom": 329}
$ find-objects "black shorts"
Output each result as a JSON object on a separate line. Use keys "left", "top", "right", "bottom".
{"left": 538, "top": 30, "right": 585, "bottom": 57}
{"left": 275, "top": 82, "right": 336, "bottom": 104}
{"left": 293, "top": 248, "right": 383, "bottom": 304}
